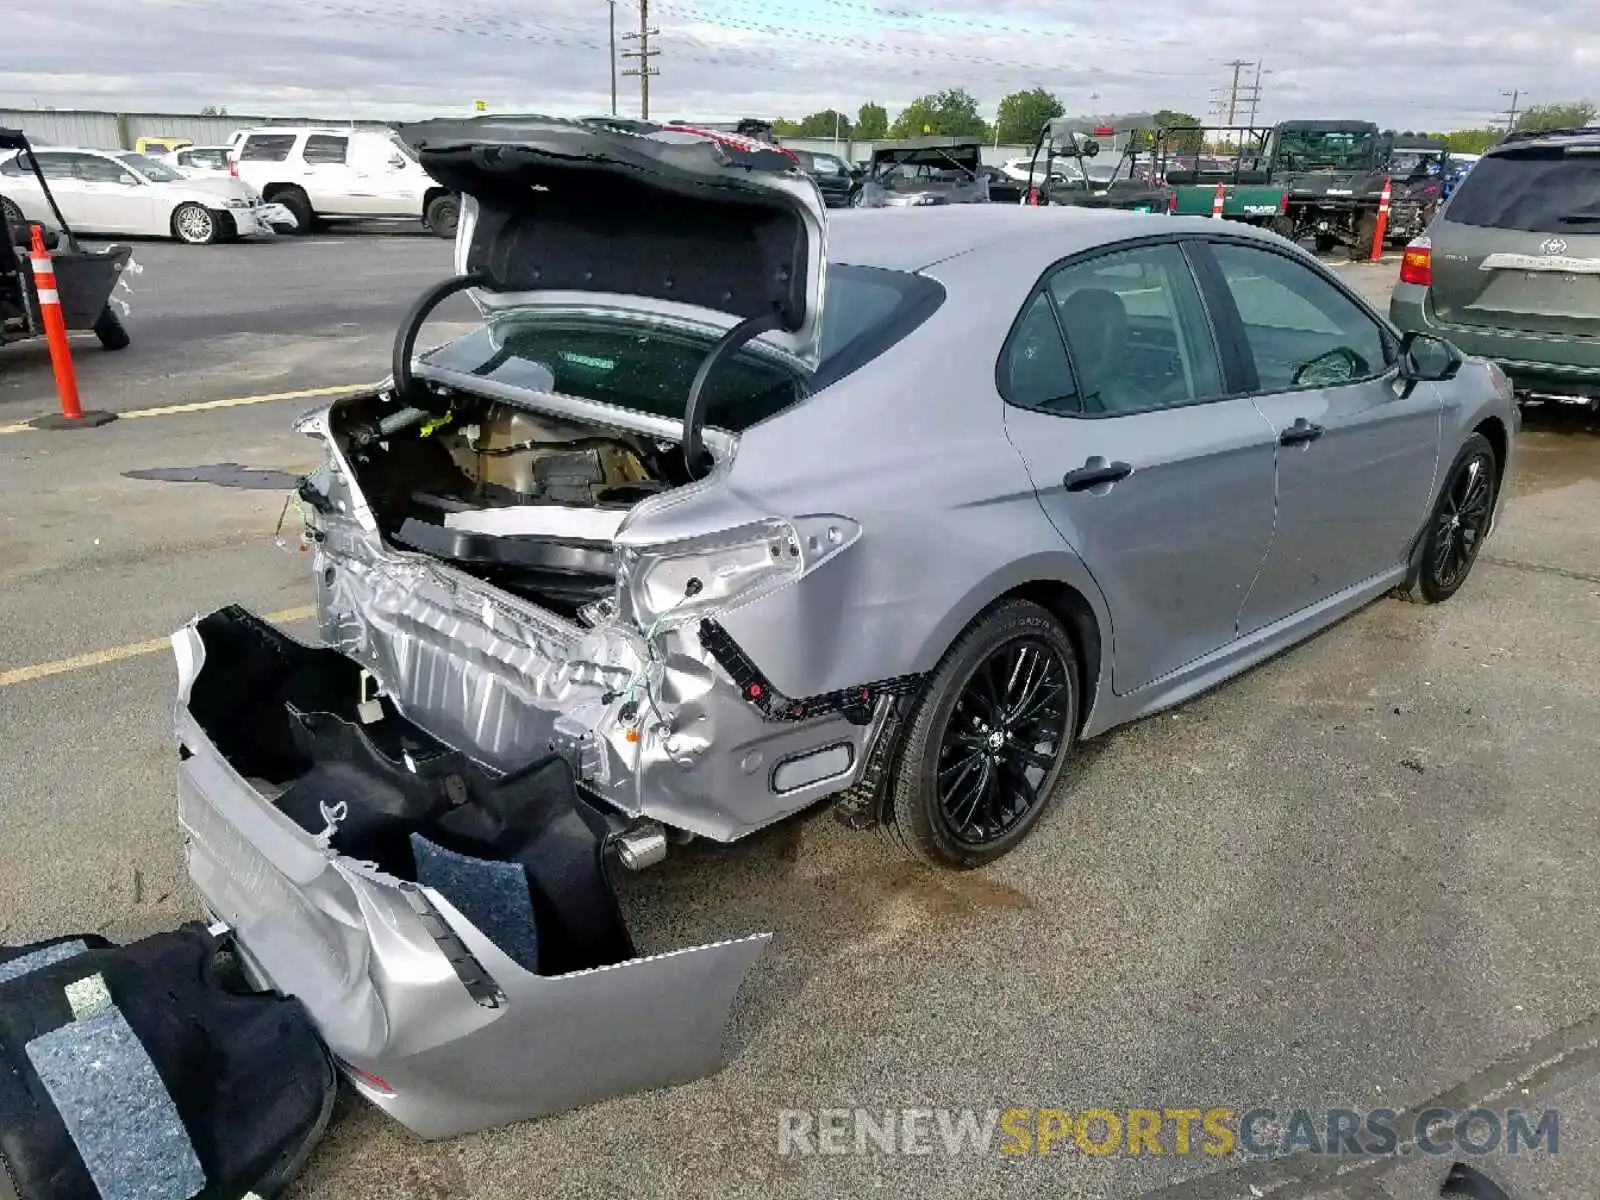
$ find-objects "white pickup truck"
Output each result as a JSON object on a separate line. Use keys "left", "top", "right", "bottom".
{"left": 226, "top": 126, "right": 458, "bottom": 238}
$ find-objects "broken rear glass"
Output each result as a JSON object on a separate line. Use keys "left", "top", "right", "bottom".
{"left": 420, "top": 264, "right": 944, "bottom": 431}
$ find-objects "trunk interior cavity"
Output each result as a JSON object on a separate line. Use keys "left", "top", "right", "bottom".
{"left": 318, "top": 391, "right": 703, "bottom": 618}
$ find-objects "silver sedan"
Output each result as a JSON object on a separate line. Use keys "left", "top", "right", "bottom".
{"left": 172, "top": 117, "right": 1516, "bottom": 1141}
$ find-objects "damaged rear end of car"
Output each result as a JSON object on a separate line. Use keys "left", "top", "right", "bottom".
{"left": 172, "top": 115, "right": 894, "bottom": 1138}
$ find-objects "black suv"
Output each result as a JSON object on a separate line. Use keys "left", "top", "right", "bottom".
{"left": 785, "top": 147, "right": 856, "bottom": 207}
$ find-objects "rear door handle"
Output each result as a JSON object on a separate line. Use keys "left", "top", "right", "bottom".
{"left": 1279, "top": 418, "right": 1324, "bottom": 446}
{"left": 1062, "top": 458, "right": 1133, "bottom": 492}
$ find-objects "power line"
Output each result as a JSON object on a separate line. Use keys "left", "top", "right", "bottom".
{"left": 621, "top": 0, "right": 661, "bottom": 119}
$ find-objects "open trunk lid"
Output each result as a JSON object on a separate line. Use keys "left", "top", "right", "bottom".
{"left": 396, "top": 115, "right": 828, "bottom": 368}
{"left": 1431, "top": 144, "right": 1600, "bottom": 337}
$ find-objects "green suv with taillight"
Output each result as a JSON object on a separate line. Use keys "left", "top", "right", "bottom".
{"left": 1389, "top": 125, "right": 1600, "bottom": 401}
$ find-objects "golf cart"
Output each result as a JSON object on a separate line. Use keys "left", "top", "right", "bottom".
{"left": 848, "top": 136, "right": 989, "bottom": 207}
{"left": 1021, "top": 114, "right": 1168, "bottom": 212}
{"left": 0, "top": 128, "right": 133, "bottom": 353}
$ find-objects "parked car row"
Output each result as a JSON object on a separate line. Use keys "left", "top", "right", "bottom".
{"left": 0, "top": 125, "right": 461, "bottom": 245}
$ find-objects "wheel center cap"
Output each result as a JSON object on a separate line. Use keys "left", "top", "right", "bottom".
{"left": 987, "top": 730, "right": 1006, "bottom": 751}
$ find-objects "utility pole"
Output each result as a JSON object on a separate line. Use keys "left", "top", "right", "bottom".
{"left": 1500, "top": 88, "right": 1522, "bottom": 132}
{"left": 621, "top": 0, "right": 660, "bottom": 121}
{"left": 608, "top": 1, "right": 617, "bottom": 116}
{"left": 1222, "top": 59, "right": 1251, "bottom": 124}
{"left": 1242, "top": 61, "right": 1267, "bottom": 127}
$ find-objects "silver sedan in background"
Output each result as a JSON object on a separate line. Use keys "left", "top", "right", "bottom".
{"left": 0, "top": 146, "right": 292, "bottom": 243}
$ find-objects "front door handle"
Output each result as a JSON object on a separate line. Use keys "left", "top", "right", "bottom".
{"left": 1278, "top": 418, "right": 1324, "bottom": 446}
{"left": 1062, "top": 457, "right": 1133, "bottom": 492}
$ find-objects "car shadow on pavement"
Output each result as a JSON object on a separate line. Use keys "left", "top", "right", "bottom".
{"left": 609, "top": 737, "right": 1117, "bottom": 1060}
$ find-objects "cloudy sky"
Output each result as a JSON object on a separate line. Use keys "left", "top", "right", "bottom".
{"left": 6, "top": 0, "right": 1597, "bottom": 132}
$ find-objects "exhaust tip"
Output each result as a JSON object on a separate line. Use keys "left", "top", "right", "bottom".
{"left": 616, "top": 822, "right": 669, "bottom": 871}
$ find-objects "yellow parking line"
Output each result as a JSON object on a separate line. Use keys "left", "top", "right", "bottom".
{"left": 0, "top": 383, "right": 372, "bottom": 436}
{"left": 0, "top": 604, "right": 317, "bottom": 688}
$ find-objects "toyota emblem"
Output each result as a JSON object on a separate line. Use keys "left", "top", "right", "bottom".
{"left": 1540, "top": 237, "right": 1568, "bottom": 256}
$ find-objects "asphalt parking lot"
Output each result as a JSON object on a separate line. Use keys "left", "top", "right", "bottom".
{"left": 3, "top": 230, "right": 1599, "bottom": 1200}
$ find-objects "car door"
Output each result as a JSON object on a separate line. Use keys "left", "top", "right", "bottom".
{"left": 298, "top": 134, "right": 359, "bottom": 214}
{"left": 1195, "top": 238, "right": 1442, "bottom": 636}
{"left": 345, "top": 133, "right": 424, "bottom": 216}
{"left": 24, "top": 153, "right": 95, "bottom": 230}
{"left": 999, "top": 239, "right": 1281, "bottom": 696}
{"left": 72, "top": 152, "right": 157, "bottom": 233}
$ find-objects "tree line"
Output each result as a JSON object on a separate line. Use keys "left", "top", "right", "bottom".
{"left": 769, "top": 90, "right": 1597, "bottom": 152}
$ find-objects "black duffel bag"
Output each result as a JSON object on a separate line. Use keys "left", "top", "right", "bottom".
{"left": 0, "top": 923, "right": 336, "bottom": 1200}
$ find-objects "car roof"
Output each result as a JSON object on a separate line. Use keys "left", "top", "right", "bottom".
{"left": 826, "top": 206, "right": 1275, "bottom": 273}
{"left": 1491, "top": 125, "right": 1600, "bottom": 153}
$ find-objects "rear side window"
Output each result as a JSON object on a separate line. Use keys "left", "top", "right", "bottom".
{"left": 1445, "top": 148, "right": 1600, "bottom": 233}
{"left": 239, "top": 134, "right": 296, "bottom": 162}
{"left": 418, "top": 264, "right": 945, "bottom": 431}
{"left": 303, "top": 135, "right": 349, "bottom": 165}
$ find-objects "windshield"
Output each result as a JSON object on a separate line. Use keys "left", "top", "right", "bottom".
{"left": 418, "top": 264, "right": 945, "bottom": 432}
{"left": 1276, "top": 129, "right": 1375, "bottom": 171}
{"left": 1444, "top": 148, "right": 1600, "bottom": 233}
{"left": 1391, "top": 150, "right": 1443, "bottom": 174}
{"left": 117, "top": 153, "right": 184, "bottom": 183}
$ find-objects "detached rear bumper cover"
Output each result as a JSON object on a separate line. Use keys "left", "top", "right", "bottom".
{"left": 173, "top": 607, "right": 769, "bottom": 1141}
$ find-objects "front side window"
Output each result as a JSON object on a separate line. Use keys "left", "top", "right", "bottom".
{"left": 75, "top": 155, "right": 136, "bottom": 184}
{"left": 303, "top": 135, "right": 349, "bottom": 165}
{"left": 1001, "top": 242, "right": 1226, "bottom": 416}
{"left": 1208, "top": 242, "right": 1393, "bottom": 392}
{"left": 116, "top": 153, "right": 182, "bottom": 183}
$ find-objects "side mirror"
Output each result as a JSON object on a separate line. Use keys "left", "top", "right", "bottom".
{"left": 119, "top": 174, "right": 141, "bottom": 186}
{"left": 1399, "top": 331, "right": 1462, "bottom": 382}
{"left": 1081, "top": 139, "right": 1101, "bottom": 159}
{"left": 1292, "top": 346, "right": 1363, "bottom": 387}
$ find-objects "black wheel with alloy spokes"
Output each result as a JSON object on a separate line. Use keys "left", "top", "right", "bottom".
{"left": 1400, "top": 431, "right": 1499, "bottom": 605}
{"left": 881, "top": 599, "right": 1079, "bottom": 868}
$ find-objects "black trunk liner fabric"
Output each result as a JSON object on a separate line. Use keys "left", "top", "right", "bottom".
{"left": 188, "top": 606, "right": 636, "bottom": 979}
{"left": 0, "top": 925, "right": 335, "bottom": 1200}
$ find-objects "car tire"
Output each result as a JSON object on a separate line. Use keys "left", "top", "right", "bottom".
{"left": 879, "top": 598, "right": 1079, "bottom": 869}
{"left": 1397, "top": 432, "right": 1498, "bottom": 605}
{"left": 1267, "top": 215, "right": 1296, "bottom": 240}
{"left": 1351, "top": 213, "right": 1379, "bottom": 259}
{"left": 92, "top": 304, "right": 130, "bottom": 351}
{"left": 267, "top": 187, "right": 314, "bottom": 236}
{"left": 1314, "top": 231, "right": 1340, "bottom": 255}
{"left": 171, "top": 202, "right": 220, "bottom": 245}
{"left": 424, "top": 194, "right": 460, "bottom": 239}
{"left": 0, "top": 195, "right": 23, "bottom": 230}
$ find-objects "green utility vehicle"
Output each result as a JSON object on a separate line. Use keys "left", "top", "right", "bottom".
{"left": 1267, "top": 120, "right": 1447, "bottom": 255}
{"left": 1020, "top": 114, "right": 1167, "bottom": 213}
{"left": 1154, "top": 125, "right": 1290, "bottom": 228}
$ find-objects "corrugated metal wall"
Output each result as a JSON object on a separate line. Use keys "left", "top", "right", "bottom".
{"left": 0, "top": 109, "right": 395, "bottom": 150}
